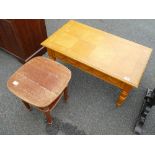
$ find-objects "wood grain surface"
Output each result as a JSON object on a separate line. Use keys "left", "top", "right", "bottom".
{"left": 41, "top": 20, "right": 152, "bottom": 88}
{"left": 7, "top": 57, "right": 71, "bottom": 108}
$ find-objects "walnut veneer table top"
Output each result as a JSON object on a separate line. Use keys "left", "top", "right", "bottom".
{"left": 41, "top": 20, "right": 152, "bottom": 88}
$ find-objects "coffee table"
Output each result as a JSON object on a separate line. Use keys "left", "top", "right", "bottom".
{"left": 41, "top": 20, "right": 152, "bottom": 107}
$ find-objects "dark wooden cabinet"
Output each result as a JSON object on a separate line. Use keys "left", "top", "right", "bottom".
{"left": 0, "top": 19, "right": 47, "bottom": 63}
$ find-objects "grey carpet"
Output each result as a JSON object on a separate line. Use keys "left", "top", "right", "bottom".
{"left": 0, "top": 19, "right": 155, "bottom": 134}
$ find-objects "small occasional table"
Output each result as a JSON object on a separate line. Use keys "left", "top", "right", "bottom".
{"left": 41, "top": 20, "right": 152, "bottom": 107}
{"left": 7, "top": 57, "right": 71, "bottom": 124}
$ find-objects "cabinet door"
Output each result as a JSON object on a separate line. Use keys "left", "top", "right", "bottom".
{"left": 12, "top": 19, "right": 47, "bottom": 60}
{"left": 0, "top": 19, "right": 24, "bottom": 58}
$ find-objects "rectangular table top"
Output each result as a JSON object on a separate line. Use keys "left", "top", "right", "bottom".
{"left": 41, "top": 20, "right": 152, "bottom": 87}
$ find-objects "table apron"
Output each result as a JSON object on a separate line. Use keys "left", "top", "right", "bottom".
{"left": 48, "top": 49, "right": 132, "bottom": 90}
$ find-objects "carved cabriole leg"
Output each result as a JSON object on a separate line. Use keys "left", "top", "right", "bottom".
{"left": 116, "top": 85, "right": 133, "bottom": 107}
{"left": 22, "top": 100, "right": 32, "bottom": 111}
{"left": 47, "top": 48, "right": 56, "bottom": 61}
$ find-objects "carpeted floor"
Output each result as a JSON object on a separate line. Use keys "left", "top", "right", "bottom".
{"left": 0, "top": 19, "right": 155, "bottom": 135}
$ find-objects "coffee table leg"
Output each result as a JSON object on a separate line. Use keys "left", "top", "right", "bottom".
{"left": 47, "top": 48, "right": 56, "bottom": 61}
{"left": 116, "top": 85, "right": 132, "bottom": 107}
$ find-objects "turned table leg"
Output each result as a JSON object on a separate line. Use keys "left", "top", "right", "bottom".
{"left": 47, "top": 48, "right": 56, "bottom": 61}
{"left": 116, "top": 85, "right": 132, "bottom": 107}
{"left": 22, "top": 100, "right": 32, "bottom": 111}
{"left": 64, "top": 86, "right": 68, "bottom": 102}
